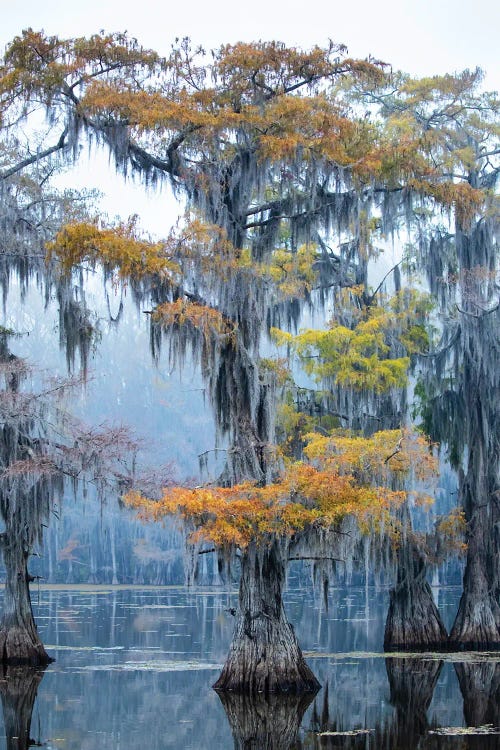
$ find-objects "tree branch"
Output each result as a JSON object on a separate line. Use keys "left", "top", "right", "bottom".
{"left": 0, "top": 128, "right": 69, "bottom": 180}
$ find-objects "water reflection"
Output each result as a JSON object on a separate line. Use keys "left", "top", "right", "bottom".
{"left": 0, "top": 586, "right": 498, "bottom": 749}
{"left": 383, "top": 657, "right": 443, "bottom": 747}
{"left": 455, "top": 661, "right": 500, "bottom": 738}
{"left": 219, "top": 691, "right": 316, "bottom": 750}
{"left": 0, "top": 667, "right": 44, "bottom": 750}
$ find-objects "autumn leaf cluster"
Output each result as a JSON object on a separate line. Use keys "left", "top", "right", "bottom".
{"left": 125, "top": 428, "right": 437, "bottom": 549}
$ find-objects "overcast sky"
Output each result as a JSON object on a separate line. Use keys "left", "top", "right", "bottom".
{"left": 2, "top": 0, "right": 498, "bottom": 235}
{"left": 2, "top": 0, "right": 498, "bottom": 84}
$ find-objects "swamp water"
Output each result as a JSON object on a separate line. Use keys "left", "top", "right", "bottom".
{"left": 0, "top": 585, "right": 498, "bottom": 749}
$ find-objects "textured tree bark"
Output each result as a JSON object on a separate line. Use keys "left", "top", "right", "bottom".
{"left": 0, "top": 666, "right": 44, "bottom": 750}
{"left": 213, "top": 541, "right": 320, "bottom": 693}
{"left": 449, "top": 474, "right": 500, "bottom": 650}
{"left": 218, "top": 690, "right": 316, "bottom": 749}
{"left": 0, "top": 535, "right": 52, "bottom": 665}
{"left": 384, "top": 516, "right": 448, "bottom": 650}
{"left": 448, "top": 224, "right": 500, "bottom": 650}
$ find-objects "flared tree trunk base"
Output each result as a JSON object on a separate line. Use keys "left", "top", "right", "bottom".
{"left": 214, "top": 542, "right": 320, "bottom": 694}
{"left": 0, "top": 537, "right": 53, "bottom": 666}
{"left": 0, "top": 622, "right": 53, "bottom": 666}
{"left": 384, "top": 578, "right": 448, "bottom": 652}
{"left": 448, "top": 592, "right": 500, "bottom": 651}
{"left": 213, "top": 623, "right": 320, "bottom": 694}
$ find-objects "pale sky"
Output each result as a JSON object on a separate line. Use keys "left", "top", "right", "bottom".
{"left": 2, "top": 0, "right": 498, "bottom": 235}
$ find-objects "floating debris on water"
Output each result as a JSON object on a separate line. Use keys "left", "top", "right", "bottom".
{"left": 317, "top": 729, "right": 374, "bottom": 736}
{"left": 428, "top": 725, "right": 500, "bottom": 736}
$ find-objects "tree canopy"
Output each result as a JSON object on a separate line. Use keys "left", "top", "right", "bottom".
{"left": 0, "top": 29, "right": 498, "bottom": 674}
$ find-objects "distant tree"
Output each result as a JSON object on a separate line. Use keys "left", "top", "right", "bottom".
{"left": 0, "top": 329, "right": 137, "bottom": 664}
{"left": 365, "top": 70, "right": 500, "bottom": 648}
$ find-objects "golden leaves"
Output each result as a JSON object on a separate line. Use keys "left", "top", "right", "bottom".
{"left": 407, "top": 179, "right": 485, "bottom": 228}
{"left": 271, "top": 289, "right": 433, "bottom": 393}
{"left": 124, "top": 426, "right": 436, "bottom": 551}
{"left": 153, "top": 300, "right": 236, "bottom": 344}
{"left": 46, "top": 217, "right": 179, "bottom": 281}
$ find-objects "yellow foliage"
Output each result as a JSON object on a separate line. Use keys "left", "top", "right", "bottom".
{"left": 152, "top": 299, "right": 236, "bottom": 344}
{"left": 272, "top": 289, "right": 432, "bottom": 392}
{"left": 124, "top": 426, "right": 436, "bottom": 550}
{"left": 437, "top": 507, "right": 467, "bottom": 555}
{"left": 250, "top": 244, "right": 318, "bottom": 299}
{"left": 303, "top": 427, "right": 438, "bottom": 485}
{"left": 47, "top": 218, "right": 179, "bottom": 280}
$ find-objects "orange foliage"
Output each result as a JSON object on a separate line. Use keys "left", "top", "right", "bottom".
{"left": 125, "top": 427, "right": 436, "bottom": 550}
{"left": 153, "top": 299, "right": 236, "bottom": 344}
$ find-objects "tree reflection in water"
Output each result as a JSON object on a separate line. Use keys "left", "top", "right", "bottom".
{"left": 453, "top": 661, "right": 500, "bottom": 750}
{"left": 217, "top": 690, "right": 317, "bottom": 750}
{"left": 302, "top": 657, "right": 442, "bottom": 749}
{"left": 383, "top": 657, "right": 442, "bottom": 747}
{"left": 0, "top": 666, "right": 44, "bottom": 750}
{"left": 0, "top": 588, "right": 499, "bottom": 748}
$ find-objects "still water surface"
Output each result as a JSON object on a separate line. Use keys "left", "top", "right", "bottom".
{"left": 0, "top": 585, "right": 498, "bottom": 748}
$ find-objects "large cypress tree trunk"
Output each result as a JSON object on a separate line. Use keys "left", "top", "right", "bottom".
{"left": 0, "top": 666, "right": 44, "bottom": 750}
{"left": 448, "top": 379, "right": 500, "bottom": 648}
{"left": 447, "top": 221, "right": 500, "bottom": 649}
{"left": 449, "top": 494, "right": 500, "bottom": 649}
{"left": 213, "top": 541, "right": 320, "bottom": 693}
{"left": 0, "top": 533, "right": 52, "bottom": 665}
{"left": 384, "top": 511, "right": 448, "bottom": 650}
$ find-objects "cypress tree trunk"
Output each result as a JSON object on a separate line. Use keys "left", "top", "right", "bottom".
{"left": 449, "top": 498, "right": 500, "bottom": 649}
{"left": 448, "top": 223, "right": 500, "bottom": 649}
{"left": 0, "top": 666, "right": 44, "bottom": 750}
{"left": 213, "top": 541, "right": 320, "bottom": 693}
{"left": 384, "top": 512, "right": 448, "bottom": 650}
{"left": 0, "top": 534, "right": 52, "bottom": 666}
{"left": 448, "top": 388, "right": 500, "bottom": 648}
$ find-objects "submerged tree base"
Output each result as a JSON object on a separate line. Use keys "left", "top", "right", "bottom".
{"left": 213, "top": 542, "right": 320, "bottom": 694}
{"left": 0, "top": 625, "right": 53, "bottom": 666}
{"left": 384, "top": 578, "right": 449, "bottom": 652}
{"left": 448, "top": 577, "right": 500, "bottom": 651}
{"left": 213, "top": 642, "right": 320, "bottom": 694}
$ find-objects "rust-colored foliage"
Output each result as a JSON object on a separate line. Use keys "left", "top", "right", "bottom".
{"left": 153, "top": 299, "right": 236, "bottom": 344}
{"left": 125, "top": 428, "right": 437, "bottom": 550}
